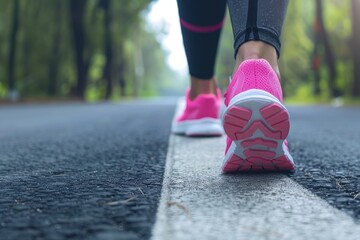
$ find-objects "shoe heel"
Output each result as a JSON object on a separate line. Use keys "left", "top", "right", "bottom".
{"left": 259, "top": 103, "right": 290, "bottom": 140}
{"left": 222, "top": 98, "right": 294, "bottom": 172}
{"left": 223, "top": 102, "right": 290, "bottom": 141}
{"left": 223, "top": 105, "right": 252, "bottom": 141}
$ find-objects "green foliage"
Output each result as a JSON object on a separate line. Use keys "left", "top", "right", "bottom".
{"left": 280, "top": 1, "right": 314, "bottom": 96}
{"left": 215, "top": 0, "right": 357, "bottom": 103}
{"left": 0, "top": 0, "right": 176, "bottom": 101}
{"left": 215, "top": 10, "right": 235, "bottom": 91}
{"left": 0, "top": 0, "right": 358, "bottom": 103}
{"left": 281, "top": 0, "right": 354, "bottom": 101}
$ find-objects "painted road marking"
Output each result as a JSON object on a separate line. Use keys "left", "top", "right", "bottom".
{"left": 151, "top": 101, "right": 360, "bottom": 240}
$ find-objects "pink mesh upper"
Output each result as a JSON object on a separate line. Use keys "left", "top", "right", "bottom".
{"left": 224, "top": 59, "right": 283, "bottom": 106}
{"left": 177, "top": 88, "right": 222, "bottom": 122}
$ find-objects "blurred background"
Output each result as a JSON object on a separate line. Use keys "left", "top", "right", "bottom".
{"left": 0, "top": 0, "right": 359, "bottom": 104}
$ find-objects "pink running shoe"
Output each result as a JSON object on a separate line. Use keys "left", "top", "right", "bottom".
{"left": 222, "top": 59, "right": 295, "bottom": 172}
{"left": 172, "top": 88, "right": 224, "bottom": 137}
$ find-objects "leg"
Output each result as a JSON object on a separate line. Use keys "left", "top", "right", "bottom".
{"left": 227, "top": 0, "right": 288, "bottom": 76}
{"left": 177, "top": 0, "right": 227, "bottom": 99}
{"left": 222, "top": 0, "right": 294, "bottom": 172}
{"left": 172, "top": 0, "right": 226, "bottom": 136}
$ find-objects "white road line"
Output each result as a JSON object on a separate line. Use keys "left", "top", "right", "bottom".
{"left": 151, "top": 101, "right": 360, "bottom": 240}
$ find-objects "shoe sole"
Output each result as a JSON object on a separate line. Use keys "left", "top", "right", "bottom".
{"left": 172, "top": 118, "right": 224, "bottom": 137}
{"left": 222, "top": 89, "right": 295, "bottom": 172}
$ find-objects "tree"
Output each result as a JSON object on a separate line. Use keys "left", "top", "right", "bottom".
{"left": 0, "top": 0, "right": 170, "bottom": 101}
{"left": 315, "top": 0, "right": 340, "bottom": 97}
{"left": 312, "top": 10, "right": 322, "bottom": 95}
{"left": 7, "top": 0, "right": 20, "bottom": 100}
{"left": 48, "top": 0, "right": 62, "bottom": 95}
{"left": 111, "top": 0, "right": 153, "bottom": 97}
{"left": 99, "top": 0, "right": 113, "bottom": 99}
{"left": 70, "top": 0, "right": 88, "bottom": 99}
{"left": 352, "top": 0, "right": 360, "bottom": 96}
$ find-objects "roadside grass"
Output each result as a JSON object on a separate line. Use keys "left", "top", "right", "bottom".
{"left": 285, "top": 96, "right": 360, "bottom": 106}
{"left": 284, "top": 85, "right": 360, "bottom": 106}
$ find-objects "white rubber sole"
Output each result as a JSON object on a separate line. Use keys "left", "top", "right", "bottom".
{"left": 172, "top": 118, "right": 224, "bottom": 137}
{"left": 222, "top": 89, "right": 295, "bottom": 172}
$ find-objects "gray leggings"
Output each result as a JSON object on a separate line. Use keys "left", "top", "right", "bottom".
{"left": 177, "top": 0, "right": 289, "bottom": 79}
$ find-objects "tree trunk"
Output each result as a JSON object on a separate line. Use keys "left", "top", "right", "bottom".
{"left": 7, "top": 0, "right": 20, "bottom": 100}
{"left": 48, "top": 0, "right": 62, "bottom": 96}
{"left": 118, "top": 51, "right": 126, "bottom": 97}
{"left": 312, "top": 51, "right": 321, "bottom": 95}
{"left": 100, "top": 0, "right": 113, "bottom": 100}
{"left": 133, "top": 32, "right": 144, "bottom": 97}
{"left": 312, "top": 16, "right": 321, "bottom": 95}
{"left": 70, "top": 0, "right": 87, "bottom": 99}
{"left": 352, "top": 0, "right": 360, "bottom": 96}
{"left": 315, "top": 0, "right": 339, "bottom": 97}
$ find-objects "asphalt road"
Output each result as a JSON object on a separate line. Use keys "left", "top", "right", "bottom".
{"left": 0, "top": 100, "right": 175, "bottom": 240}
{"left": 0, "top": 99, "right": 359, "bottom": 239}
{"left": 288, "top": 105, "right": 360, "bottom": 219}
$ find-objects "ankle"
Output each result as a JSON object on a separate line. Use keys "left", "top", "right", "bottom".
{"left": 189, "top": 76, "right": 217, "bottom": 100}
{"left": 234, "top": 41, "right": 280, "bottom": 78}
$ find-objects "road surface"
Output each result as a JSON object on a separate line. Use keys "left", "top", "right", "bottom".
{"left": 0, "top": 99, "right": 359, "bottom": 239}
